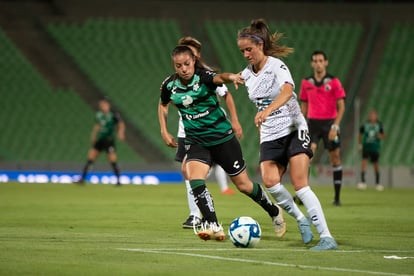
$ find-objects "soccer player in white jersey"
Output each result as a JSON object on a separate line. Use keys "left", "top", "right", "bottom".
{"left": 177, "top": 37, "right": 240, "bottom": 229}
{"left": 237, "top": 19, "right": 337, "bottom": 250}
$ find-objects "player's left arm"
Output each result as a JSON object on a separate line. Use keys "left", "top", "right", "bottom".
{"left": 329, "top": 98, "right": 345, "bottom": 141}
{"left": 117, "top": 121, "right": 125, "bottom": 141}
{"left": 213, "top": 73, "right": 244, "bottom": 90}
{"left": 378, "top": 122, "right": 385, "bottom": 140}
{"left": 222, "top": 92, "right": 243, "bottom": 139}
{"left": 255, "top": 82, "right": 293, "bottom": 127}
{"left": 116, "top": 114, "right": 126, "bottom": 141}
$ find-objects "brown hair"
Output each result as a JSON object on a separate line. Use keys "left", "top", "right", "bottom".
{"left": 178, "top": 36, "right": 202, "bottom": 53}
{"left": 177, "top": 36, "right": 216, "bottom": 72}
{"left": 238, "top": 18, "right": 293, "bottom": 58}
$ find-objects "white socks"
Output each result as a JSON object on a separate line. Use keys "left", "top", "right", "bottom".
{"left": 185, "top": 179, "right": 201, "bottom": 218}
{"left": 295, "top": 186, "right": 332, "bottom": 238}
{"left": 267, "top": 183, "right": 305, "bottom": 221}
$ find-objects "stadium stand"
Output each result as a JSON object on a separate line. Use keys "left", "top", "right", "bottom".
{"left": 354, "top": 23, "right": 414, "bottom": 166}
{"left": 205, "top": 20, "right": 363, "bottom": 167}
{"left": 0, "top": 28, "right": 143, "bottom": 164}
{"left": 47, "top": 18, "right": 182, "bottom": 161}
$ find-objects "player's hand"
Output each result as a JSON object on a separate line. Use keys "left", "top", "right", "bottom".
{"left": 229, "top": 73, "right": 244, "bottom": 90}
{"left": 232, "top": 120, "right": 243, "bottom": 139}
{"left": 162, "top": 132, "right": 178, "bottom": 148}
{"left": 255, "top": 109, "right": 271, "bottom": 127}
{"left": 328, "top": 129, "right": 337, "bottom": 141}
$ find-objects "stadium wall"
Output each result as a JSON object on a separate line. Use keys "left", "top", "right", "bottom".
{"left": 1, "top": 0, "right": 413, "bottom": 186}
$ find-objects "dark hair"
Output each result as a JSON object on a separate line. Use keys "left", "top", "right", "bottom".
{"left": 171, "top": 45, "right": 210, "bottom": 71}
{"left": 178, "top": 36, "right": 202, "bottom": 52}
{"left": 171, "top": 45, "right": 196, "bottom": 58}
{"left": 178, "top": 36, "right": 217, "bottom": 72}
{"left": 238, "top": 18, "right": 293, "bottom": 58}
{"left": 99, "top": 96, "right": 110, "bottom": 103}
{"left": 311, "top": 50, "right": 328, "bottom": 61}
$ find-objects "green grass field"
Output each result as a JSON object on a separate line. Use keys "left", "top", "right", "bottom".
{"left": 0, "top": 182, "right": 413, "bottom": 275}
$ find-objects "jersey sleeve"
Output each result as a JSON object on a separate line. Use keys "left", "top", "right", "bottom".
{"left": 333, "top": 78, "right": 346, "bottom": 99}
{"left": 359, "top": 125, "right": 365, "bottom": 134}
{"left": 215, "top": 84, "right": 228, "bottom": 97}
{"left": 160, "top": 76, "right": 172, "bottom": 105}
{"left": 113, "top": 111, "right": 122, "bottom": 124}
{"left": 299, "top": 79, "right": 308, "bottom": 102}
{"left": 273, "top": 59, "right": 295, "bottom": 90}
{"left": 240, "top": 68, "right": 249, "bottom": 81}
{"left": 199, "top": 69, "right": 218, "bottom": 90}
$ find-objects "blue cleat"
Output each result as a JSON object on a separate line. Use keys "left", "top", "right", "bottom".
{"left": 310, "top": 237, "right": 338, "bottom": 250}
{"left": 298, "top": 217, "right": 313, "bottom": 244}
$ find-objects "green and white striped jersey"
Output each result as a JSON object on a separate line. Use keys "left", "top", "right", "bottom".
{"left": 160, "top": 68, "right": 234, "bottom": 147}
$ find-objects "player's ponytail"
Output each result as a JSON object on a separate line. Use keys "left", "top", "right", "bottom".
{"left": 238, "top": 18, "right": 294, "bottom": 58}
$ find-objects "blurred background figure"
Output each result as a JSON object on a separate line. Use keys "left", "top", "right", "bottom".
{"left": 357, "top": 110, "right": 385, "bottom": 191}
{"left": 76, "top": 98, "right": 125, "bottom": 185}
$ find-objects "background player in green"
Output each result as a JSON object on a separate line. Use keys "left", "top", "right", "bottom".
{"left": 357, "top": 110, "right": 385, "bottom": 191}
{"left": 76, "top": 98, "right": 125, "bottom": 185}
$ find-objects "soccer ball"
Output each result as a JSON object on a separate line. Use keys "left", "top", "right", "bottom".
{"left": 228, "top": 216, "right": 261, "bottom": 248}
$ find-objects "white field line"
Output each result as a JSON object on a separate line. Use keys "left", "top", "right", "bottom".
{"left": 117, "top": 248, "right": 413, "bottom": 276}
{"left": 118, "top": 247, "right": 414, "bottom": 253}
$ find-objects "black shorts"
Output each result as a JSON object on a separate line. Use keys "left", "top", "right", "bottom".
{"left": 362, "top": 150, "right": 380, "bottom": 163}
{"left": 260, "top": 130, "right": 313, "bottom": 168}
{"left": 175, "top": 137, "right": 186, "bottom": 163}
{"left": 93, "top": 139, "right": 116, "bottom": 153}
{"left": 308, "top": 119, "right": 340, "bottom": 151}
{"left": 185, "top": 135, "right": 246, "bottom": 176}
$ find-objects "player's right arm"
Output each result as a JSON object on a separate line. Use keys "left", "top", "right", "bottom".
{"left": 159, "top": 77, "right": 177, "bottom": 148}
{"left": 158, "top": 102, "right": 177, "bottom": 148}
{"left": 358, "top": 125, "right": 364, "bottom": 151}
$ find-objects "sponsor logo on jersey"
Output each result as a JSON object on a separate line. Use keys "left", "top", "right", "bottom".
{"left": 181, "top": 95, "right": 193, "bottom": 107}
{"left": 185, "top": 110, "right": 210, "bottom": 120}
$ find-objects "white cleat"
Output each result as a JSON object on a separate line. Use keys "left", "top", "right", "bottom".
{"left": 272, "top": 205, "right": 286, "bottom": 238}
{"left": 357, "top": 182, "right": 367, "bottom": 190}
{"left": 195, "top": 221, "right": 225, "bottom": 241}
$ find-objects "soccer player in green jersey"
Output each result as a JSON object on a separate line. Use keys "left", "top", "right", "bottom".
{"left": 357, "top": 110, "right": 385, "bottom": 191}
{"left": 76, "top": 98, "right": 125, "bottom": 185}
{"left": 177, "top": 36, "right": 238, "bottom": 230}
{"left": 159, "top": 45, "right": 285, "bottom": 241}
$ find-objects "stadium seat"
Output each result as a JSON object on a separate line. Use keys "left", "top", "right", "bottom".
{"left": 48, "top": 18, "right": 182, "bottom": 161}
{"left": 348, "top": 23, "right": 414, "bottom": 166}
{"left": 0, "top": 28, "right": 143, "bottom": 164}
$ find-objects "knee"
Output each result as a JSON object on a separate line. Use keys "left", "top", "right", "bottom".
{"left": 261, "top": 172, "right": 280, "bottom": 188}
{"left": 231, "top": 174, "right": 253, "bottom": 194}
{"left": 232, "top": 179, "right": 249, "bottom": 193}
{"left": 330, "top": 155, "right": 341, "bottom": 166}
